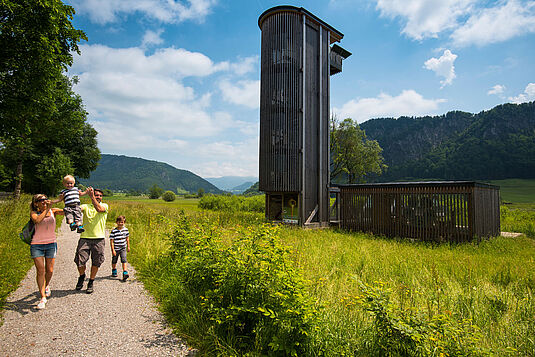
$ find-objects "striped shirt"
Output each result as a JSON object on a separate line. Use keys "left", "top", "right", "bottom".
{"left": 62, "top": 187, "right": 81, "bottom": 206}
{"left": 109, "top": 227, "right": 129, "bottom": 250}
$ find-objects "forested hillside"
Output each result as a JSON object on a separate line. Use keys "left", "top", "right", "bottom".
{"left": 360, "top": 101, "right": 535, "bottom": 181}
{"left": 79, "top": 154, "right": 222, "bottom": 194}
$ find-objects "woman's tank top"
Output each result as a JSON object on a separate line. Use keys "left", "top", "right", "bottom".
{"left": 31, "top": 211, "right": 56, "bottom": 245}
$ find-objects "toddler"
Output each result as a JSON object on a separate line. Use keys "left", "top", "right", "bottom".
{"left": 109, "top": 215, "right": 130, "bottom": 281}
{"left": 52, "top": 175, "right": 87, "bottom": 233}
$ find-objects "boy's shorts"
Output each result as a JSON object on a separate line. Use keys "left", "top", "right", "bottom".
{"left": 74, "top": 238, "right": 105, "bottom": 267}
{"left": 30, "top": 242, "right": 57, "bottom": 259}
{"left": 111, "top": 248, "right": 128, "bottom": 264}
{"left": 64, "top": 205, "right": 82, "bottom": 224}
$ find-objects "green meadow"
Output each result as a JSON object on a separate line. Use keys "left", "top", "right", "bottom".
{"left": 1, "top": 183, "right": 534, "bottom": 355}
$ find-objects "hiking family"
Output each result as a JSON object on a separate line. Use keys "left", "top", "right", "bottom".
{"left": 29, "top": 175, "right": 130, "bottom": 310}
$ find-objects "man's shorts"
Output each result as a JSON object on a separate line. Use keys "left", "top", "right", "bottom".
{"left": 111, "top": 248, "right": 127, "bottom": 264}
{"left": 74, "top": 238, "right": 105, "bottom": 267}
{"left": 31, "top": 242, "right": 57, "bottom": 259}
{"left": 64, "top": 205, "right": 82, "bottom": 224}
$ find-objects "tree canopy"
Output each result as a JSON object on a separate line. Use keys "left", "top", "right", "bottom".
{"left": 0, "top": 0, "right": 96, "bottom": 196}
{"left": 330, "top": 117, "right": 386, "bottom": 183}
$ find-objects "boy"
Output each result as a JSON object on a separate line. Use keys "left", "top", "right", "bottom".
{"left": 52, "top": 175, "right": 87, "bottom": 233}
{"left": 109, "top": 215, "right": 130, "bottom": 281}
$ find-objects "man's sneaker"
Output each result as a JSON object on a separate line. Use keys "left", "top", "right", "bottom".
{"left": 37, "top": 297, "right": 47, "bottom": 310}
{"left": 123, "top": 271, "right": 129, "bottom": 281}
{"left": 111, "top": 269, "right": 117, "bottom": 277}
{"left": 45, "top": 286, "right": 51, "bottom": 297}
{"left": 77, "top": 225, "right": 85, "bottom": 233}
{"left": 76, "top": 274, "right": 85, "bottom": 290}
{"left": 86, "top": 279, "right": 94, "bottom": 294}
{"left": 69, "top": 222, "right": 77, "bottom": 231}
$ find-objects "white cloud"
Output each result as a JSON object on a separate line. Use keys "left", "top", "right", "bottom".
{"left": 230, "top": 56, "right": 259, "bottom": 76}
{"left": 451, "top": 0, "right": 535, "bottom": 47}
{"left": 424, "top": 49, "right": 458, "bottom": 88}
{"left": 509, "top": 83, "right": 535, "bottom": 103}
{"left": 69, "top": 0, "right": 217, "bottom": 24}
{"left": 488, "top": 84, "right": 506, "bottom": 95}
{"left": 375, "top": 0, "right": 535, "bottom": 46}
{"left": 219, "top": 80, "right": 260, "bottom": 109}
{"left": 141, "top": 29, "right": 164, "bottom": 48}
{"left": 333, "top": 90, "right": 446, "bottom": 123}
{"left": 376, "top": 0, "right": 474, "bottom": 40}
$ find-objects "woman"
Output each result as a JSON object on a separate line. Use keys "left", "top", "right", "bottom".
{"left": 30, "top": 194, "right": 63, "bottom": 309}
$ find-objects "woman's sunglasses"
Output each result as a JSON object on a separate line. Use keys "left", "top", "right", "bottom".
{"left": 36, "top": 197, "right": 48, "bottom": 202}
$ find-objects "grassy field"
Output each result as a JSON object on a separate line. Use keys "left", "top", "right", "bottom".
{"left": 489, "top": 178, "right": 535, "bottom": 204}
{"left": 1, "top": 186, "right": 534, "bottom": 354}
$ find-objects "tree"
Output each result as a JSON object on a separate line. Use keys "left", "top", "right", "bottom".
{"left": 148, "top": 184, "right": 164, "bottom": 199}
{"left": 330, "top": 117, "right": 386, "bottom": 183}
{"left": 0, "top": 0, "right": 88, "bottom": 198}
{"left": 162, "top": 190, "right": 176, "bottom": 202}
{"left": 197, "top": 188, "right": 205, "bottom": 198}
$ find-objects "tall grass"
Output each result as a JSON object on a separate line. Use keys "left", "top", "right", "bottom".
{"left": 111, "top": 198, "right": 534, "bottom": 355}
{"left": 0, "top": 195, "right": 34, "bottom": 309}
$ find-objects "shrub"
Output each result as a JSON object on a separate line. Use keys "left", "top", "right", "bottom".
{"left": 167, "top": 214, "right": 319, "bottom": 355}
{"left": 148, "top": 184, "right": 164, "bottom": 199}
{"left": 162, "top": 190, "right": 176, "bottom": 202}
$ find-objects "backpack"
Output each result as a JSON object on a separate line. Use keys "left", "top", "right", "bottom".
{"left": 19, "top": 219, "right": 35, "bottom": 244}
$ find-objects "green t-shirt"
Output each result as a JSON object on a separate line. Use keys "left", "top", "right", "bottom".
{"left": 80, "top": 203, "right": 109, "bottom": 239}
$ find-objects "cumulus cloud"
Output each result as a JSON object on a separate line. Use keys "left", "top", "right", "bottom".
{"left": 488, "top": 84, "right": 506, "bottom": 96}
{"left": 68, "top": 0, "right": 217, "bottom": 24}
{"left": 509, "top": 83, "right": 535, "bottom": 103}
{"left": 424, "top": 49, "right": 458, "bottom": 88}
{"left": 451, "top": 0, "right": 535, "bottom": 47}
{"left": 375, "top": 0, "right": 535, "bottom": 46}
{"left": 219, "top": 80, "right": 260, "bottom": 109}
{"left": 333, "top": 90, "right": 446, "bottom": 123}
{"left": 375, "top": 0, "right": 474, "bottom": 40}
{"left": 141, "top": 29, "right": 164, "bottom": 48}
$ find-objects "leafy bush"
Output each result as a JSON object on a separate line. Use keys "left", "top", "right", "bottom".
{"left": 148, "top": 184, "right": 164, "bottom": 199}
{"left": 166, "top": 214, "right": 319, "bottom": 355}
{"left": 354, "top": 281, "right": 491, "bottom": 356}
{"left": 199, "top": 194, "right": 264, "bottom": 213}
{"left": 162, "top": 190, "right": 176, "bottom": 202}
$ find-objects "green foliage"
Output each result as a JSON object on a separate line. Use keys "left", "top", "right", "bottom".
{"left": 199, "top": 194, "right": 265, "bottom": 213}
{"left": 0, "top": 195, "right": 34, "bottom": 309}
{"left": 148, "top": 184, "right": 164, "bottom": 199}
{"left": 330, "top": 117, "right": 386, "bottom": 183}
{"left": 361, "top": 102, "right": 535, "bottom": 181}
{"left": 500, "top": 205, "right": 535, "bottom": 238}
{"left": 78, "top": 154, "right": 222, "bottom": 194}
{"left": 355, "top": 281, "right": 490, "bottom": 356}
{"left": 35, "top": 147, "right": 73, "bottom": 195}
{"left": 162, "top": 190, "right": 176, "bottom": 202}
{"left": 197, "top": 188, "right": 204, "bottom": 198}
{"left": 166, "top": 215, "right": 319, "bottom": 355}
{"left": 0, "top": 0, "right": 90, "bottom": 196}
{"left": 243, "top": 181, "right": 262, "bottom": 196}
{"left": 102, "top": 189, "right": 113, "bottom": 197}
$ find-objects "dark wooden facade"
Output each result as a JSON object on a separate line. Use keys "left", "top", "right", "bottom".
{"left": 258, "top": 6, "right": 349, "bottom": 227}
{"left": 332, "top": 182, "right": 500, "bottom": 242}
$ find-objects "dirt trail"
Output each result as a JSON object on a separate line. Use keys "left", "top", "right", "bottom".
{"left": 0, "top": 222, "right": 191, "bottom": 356}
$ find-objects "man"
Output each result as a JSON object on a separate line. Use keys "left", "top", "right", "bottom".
{"left": 74, "top": 187, "right": 108, "bottom": 294}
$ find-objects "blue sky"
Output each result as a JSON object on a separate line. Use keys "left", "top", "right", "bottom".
{"left": 65, "top": 0, "right": 535, "bottom": 178}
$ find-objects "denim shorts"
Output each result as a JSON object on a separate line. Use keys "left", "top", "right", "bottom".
{"left": 30, "top": 242, "right": 57, "bottom": 259}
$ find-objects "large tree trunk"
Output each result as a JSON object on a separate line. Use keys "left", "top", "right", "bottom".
{"left": 13, "top": 147, "right": 24, "bottom": 199}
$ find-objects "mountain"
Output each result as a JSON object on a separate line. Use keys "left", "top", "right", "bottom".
{"left": 78, "top": 154, "right": 223, "bottom": 194}
{"left": 360, "top": 101, "right": 535, "bottom": 181}
{"left": 229, "top": 181, "right": 255, "bottom": 194}
{"left": 204, "top": 176, "right": 258, "bottom": 191}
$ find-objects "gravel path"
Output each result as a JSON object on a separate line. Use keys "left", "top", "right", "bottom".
{"left": 0, "top": 222, "right": 193, "bottom": 356}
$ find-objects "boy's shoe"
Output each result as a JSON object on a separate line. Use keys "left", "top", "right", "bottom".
{"left": 111, "top": 269, "right": 118, "bottom": 277}
{"left": 45, "top": 286, "right": 51, "bottom": 297}
{"left": 122, "top": 271, "right": 129, "bottom": 281}
{"left": 77, "top": 225, "right": 85, "bottom": 233}
{"left": 37, "top": 297, "right": 47, "bottom": 310}
{"left": 69, "top": 222, "right": 77, "bottom": 231}
{"left": 76, "top": 274, "right": 85, "bottom": 290}
{"left": 86, "top": 279, "right": 94, "bottom": 294}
